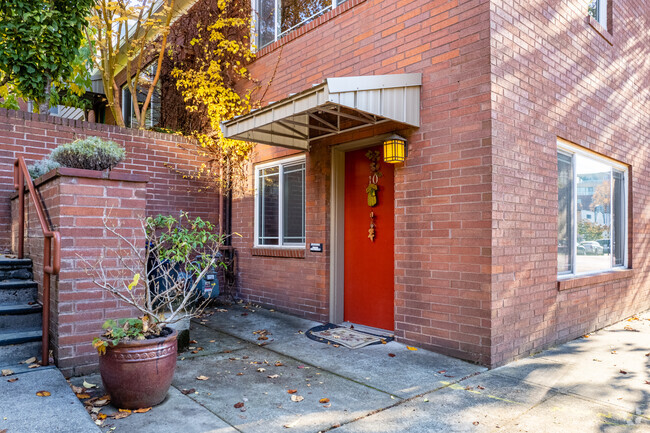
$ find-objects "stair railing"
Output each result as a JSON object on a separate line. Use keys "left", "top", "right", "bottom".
{"left": 13, "top": 156, "right": 60, "bottom": 366}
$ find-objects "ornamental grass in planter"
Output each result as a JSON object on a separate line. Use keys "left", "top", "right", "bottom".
{"left": 86, "top": 212, "right": 225, "bottom": 409}
{"left": 27, "top": 136, "right": 126, "bottom": 179}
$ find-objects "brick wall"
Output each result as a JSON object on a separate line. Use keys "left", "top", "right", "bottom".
{"left": 12, "top": 169, "right": 146, "bottom": 375}
{"left": 232, "top": 0, "right": 494, "bottom": 363}
{"left": 0, "top": 108, "right": 220, "bottom": 252}
{"left": 489, "top": 0, "right": 650, "bottom": 365}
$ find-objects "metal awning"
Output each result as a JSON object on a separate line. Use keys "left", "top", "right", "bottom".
{"left": 221, "top": 74, "right": 421, "bottom": 150}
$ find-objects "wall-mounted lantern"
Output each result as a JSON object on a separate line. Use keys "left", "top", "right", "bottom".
{"left": 383, "top": 134, "right": 408, "bottom": 163}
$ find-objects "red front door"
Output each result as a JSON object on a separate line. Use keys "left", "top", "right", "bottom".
{"left": 343, "top": 145, "right": 394, "bottom": 330}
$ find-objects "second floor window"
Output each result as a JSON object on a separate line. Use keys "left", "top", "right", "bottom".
{"left": 588, "top": 0, "right": 608, "bottom": 30}
{"left": 254, "top": 0, "right": 348, "bottom": 49}
{"left": 121, "top": 63, "right": 161, "bottom": 128}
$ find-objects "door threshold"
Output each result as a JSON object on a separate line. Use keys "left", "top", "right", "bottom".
{"left": 340, "top": 322, "right": 394, "bottom": 337}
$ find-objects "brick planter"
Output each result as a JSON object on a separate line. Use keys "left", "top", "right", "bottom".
{"left": 11, "top": 167, "right": 148, "bottom": 375}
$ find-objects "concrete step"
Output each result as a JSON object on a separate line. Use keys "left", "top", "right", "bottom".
{"left": 0, "top": 327, "right": 42, "bottom": 346}
{"left": 0, "top": 303, "right": 42, "bottom": 329}
{"left": 0, "top": 280, "right": 38, "bottom": 304}
{"left": 0, "top": 340, "right": 41, "bottom": 368}
{"left": 0, "top": 258, "right": 33, "bottom": 281}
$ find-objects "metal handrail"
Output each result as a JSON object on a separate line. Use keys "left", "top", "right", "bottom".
{"left": 13, "top": 156, "right": 61, "bottom": 366}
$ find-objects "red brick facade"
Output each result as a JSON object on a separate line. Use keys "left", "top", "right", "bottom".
{"left": 0, "top": 108, "right": 220, "bottom": 252}
{"left": 489, "top": 0, "right": 650, "bottom": 366}
{"left": 11, "top": 170, "right": 146, "bottom": 375}
{"left": 231, "top": 0, "right": 650, "bottom": 367}
{"left": 233, "top": 0, "right": 494, "bottom": 363}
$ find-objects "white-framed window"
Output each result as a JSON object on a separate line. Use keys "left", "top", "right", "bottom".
{"left": 557, "top": 140, "right": 627, "bottom": 277}
{"left": 588, "top": 0, "right": 608, "bottom": 30}
{"left": 121, "top": 63, "right": 161, "bottom": 128}
{"left": 255, "top": 155, "right": 306, "bottom": 247}
{"left": 252, "top": 0, "right": 348, "bottom": 50}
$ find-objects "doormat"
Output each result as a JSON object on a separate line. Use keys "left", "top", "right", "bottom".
{"left": 306, "top": 323, "right": 394, "bottom": 349}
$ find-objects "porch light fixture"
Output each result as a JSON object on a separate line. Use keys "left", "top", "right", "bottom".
{"left": 383, "top": 134, "right": 408, "bottom": 163}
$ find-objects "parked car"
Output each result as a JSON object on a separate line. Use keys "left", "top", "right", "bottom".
{"left": 577, "top": 244, "right": 586, "bottom": 255}
{"left": 580, "top": 241, "right": 604, "bottom": 255}
{"left": 596, "top": 239, "right": 611, "bottom": 254}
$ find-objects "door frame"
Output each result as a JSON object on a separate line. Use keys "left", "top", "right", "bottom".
{"left": 329, "top": 133, "right": 393, "bottom": 324}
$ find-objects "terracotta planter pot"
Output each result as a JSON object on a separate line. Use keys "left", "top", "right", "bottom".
{"left": 99, "top": 329, "right": 178, "bottom": 409}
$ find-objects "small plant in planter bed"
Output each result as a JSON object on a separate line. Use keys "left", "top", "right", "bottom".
{"left": 26, "top": 136, "right": 126, "bottom": 179}
{"left": 87, "top": 212, "right": 225, "bottom": 409}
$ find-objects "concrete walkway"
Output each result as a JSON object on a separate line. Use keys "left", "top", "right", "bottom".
{"left": 4, "top": 304, "right": 650, "bottom": 432}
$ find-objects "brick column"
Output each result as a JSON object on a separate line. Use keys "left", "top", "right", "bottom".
{"left": 13, "top": 168, "right": 148, "bottom": 375}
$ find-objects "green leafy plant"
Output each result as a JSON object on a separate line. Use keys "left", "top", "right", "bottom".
{"left": 92, "top": 318, "right": 147, "bottom": 355}
{"left": 87, "top": 212, "right": 229, "bottom": 354}
{"left": 27, "top": 158, "right": 60, "bottom": 180}
{"left": 50, "top": 137, "right": 126, "bottom": 171}
{"left": 0, "top": 0, "right": 94, "bottom": 112}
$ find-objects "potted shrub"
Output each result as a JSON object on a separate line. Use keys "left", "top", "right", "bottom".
{"left": 27, "top": 136, "right": 126, "bottom": 179}
{"left": 88, "top": 212, "right": 224, "bottom": 409}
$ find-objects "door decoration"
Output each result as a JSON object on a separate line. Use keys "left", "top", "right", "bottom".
{"left": 365, "top": 150, "right": 382, "bottom": 241}
{"left": 368, "top": 212, "right": 375, "bottom": 241}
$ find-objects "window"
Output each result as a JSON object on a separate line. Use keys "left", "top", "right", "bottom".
{"left": 557, "top": 141, "right": 627, "bottom": 276}
{"left": 255, "top": 156, "right": 306, "bottom": 247}
{"left": 253, "top": 0, "right": 348, "bottom": 49}
{"left": 121, "top": 63, "right": 161, "bottom": 128}
{"left": 588, "top": 0, "right": 608, "bottom": 30}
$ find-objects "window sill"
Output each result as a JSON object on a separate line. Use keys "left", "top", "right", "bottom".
{"left": 256, "top": 0, "right": 367, "bottom": 58}
{"left": 252, "top": 247, "right": 305, "bottom": 259}
{"left": 557, "top": 268, "right": 633, "bottom": 291}
{"left": 586, "top": 15, "right": 613, "bottom": 45}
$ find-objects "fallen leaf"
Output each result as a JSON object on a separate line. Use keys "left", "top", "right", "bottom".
{"left": 407, "top": 346, "right": 418, "bottom": 351}
{"left": 257, "top": 368, "right": 266, "bottom": 372}
{"left": 275, "top": 361, "right": 284, "bottom": 366}
{"left": 7, "top": 377, "right": 18, "bottom": 383}
{"left": 209, "top": 340, "right": 216, "bottom": 343}
{"left": 332, "top": 423, "right": 341, "bottom": 428}
{"left": 1, "top": 369, "right": 13, "bottom": 377}
{"left": 196, "top": 375, "right": 209, "bottom": 381}
{"left": 645, "top": 381, "right": 650, "bottom": 385}
{"left": 388, "top": 353, "right": 396, "bottom": 357}
{"left": 113, "top": 412, "right": 130, "bottom": 420}
{"left": 624, "top": 325, "right": 638, "bottom": 332}
{"left": 234, "top": 402, "right": 244, "bottom": 408}
{"left": 620, "top": 370, "right": 628, "bottom": 374}
{"left": 97, "top": 413, "right": 107, "bottom": 420}
{"left": 297, "top": 365, "right": 305, "bottom": 369}
{"left": 93, "top": 399, "right": 109, "bottom": 406}
{"left": 465, "top": 386, "right": 473, "bottom": 390}
{"left": 287, "top": 389, "right": 298, "bottom": 394}
{"left": 134, "top": 407, "right": 151, "bottom": 413}
{"left": 76, "top": 393, "right": 91, "bottom": 399}
{"left": 71, "top": 385, "right": 84, "bottom": 394}
{"left": 21, "top": 357, "right": 37, "bottom": 364}
{"left": 473, "top": 421, "right": 480, "bottom": 426}
{"left": 290, "top": 395, "right": 304, "bottom": 402}
{"left": 437, "top": 370, "right": 446, "bottom": 374}
{"left": 319, "top": 398, "right": 330, "bottom": 404}
{"left": 28, "top": 364, "right": 39, "bottom": 369}
{"left": 118, "top": 409, "right": 132, "bottom": 413}
{"left": 268, "top": 374, "right": 279, "bottom": 379}
{"left": 323, "top": 403, "right": 332, "bottom": 408}
{"left": 181, "top": 388, "right": 196, "bottom": 395}
{"left": 190, "top": 340, "right": 198, "bottom": 344}
{"left": 237, "top": 373, "right": 244, "bottom": 376}
{"left": 36, "top": 390, "right": 51, "bottom": 397}
{"left": 477, "top": 385, "right": 485, "bottom": 390}
{"left": 83, "top": 380, "right": 98, "bottom": 389}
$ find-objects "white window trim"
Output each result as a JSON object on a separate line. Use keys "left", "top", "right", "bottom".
{"left": 250, "top": 0, "right": 345, "bottom": 51}
{"left": 590, "top": 0, "right": 608, "bottom": 30}
{"left": 254, "top": 154, "right": 306, "bottom": 248}
{"left": 557, "top": 140, "right": 628, "bottom": 279}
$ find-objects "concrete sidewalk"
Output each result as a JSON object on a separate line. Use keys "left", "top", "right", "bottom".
{"left": 5, "top": 304, "right": 650, "bottom": 433}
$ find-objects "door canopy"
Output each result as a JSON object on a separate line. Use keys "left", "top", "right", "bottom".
{"left": 221, "top": 74, "right": 421, "bottom": 150}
